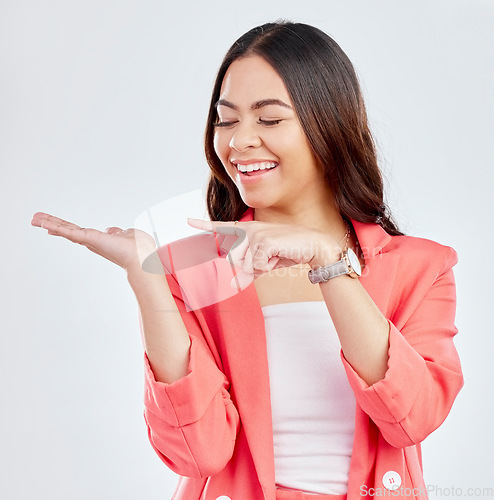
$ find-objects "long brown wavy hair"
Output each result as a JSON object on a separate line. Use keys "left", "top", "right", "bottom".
{"left": 205, "top": 21, "right": 402, "bottom": 236}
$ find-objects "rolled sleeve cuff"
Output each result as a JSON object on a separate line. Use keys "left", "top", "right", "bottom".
{"left": 341, "top": 321, "right": 427, "bottom": 423}
{"left": 144, "top": 336, "right": 226, "bottom": 427}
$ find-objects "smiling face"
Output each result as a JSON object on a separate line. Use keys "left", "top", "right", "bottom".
{"left": 213, "top": 55, "right": 333, "bottom": 216}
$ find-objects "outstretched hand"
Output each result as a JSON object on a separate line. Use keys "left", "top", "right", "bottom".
{"left": 31, "top": 212, "right": 157, "bottom": 273}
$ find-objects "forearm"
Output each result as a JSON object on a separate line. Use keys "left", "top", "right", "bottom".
{"left": 127, "top": 265, "right": 191, "bottom": 384}
{"left": 319, "top": 275, "right": 390, "bottom": 386}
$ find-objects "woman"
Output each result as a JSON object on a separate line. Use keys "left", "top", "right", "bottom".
{"left": 32, "top": 21, "right": 463, "bottom": 500}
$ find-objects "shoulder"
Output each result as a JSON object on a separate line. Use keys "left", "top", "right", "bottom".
{"left": 354, "top": 220, "right": 458, "bottom": 276}
{"left": 360, "top": 229, "right": 459, "bottom": 320}
{"left": 385, "top": 234, "right": 458, "bottom": 275}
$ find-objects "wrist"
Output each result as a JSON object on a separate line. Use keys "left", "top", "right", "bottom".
{"left": 127, "top": 262, "right": 166, "bottom": 289}
{"left": 126, "top": 265, "right": 175, "bottom": 312}
{"left": 309, "top": 236, "right": 343, "bottom": 269}
{"left": 308, "top": 246, "right": 362, "bottom": 283}
{"left": 126, "top": 248, "right": 163, "bottom": 278}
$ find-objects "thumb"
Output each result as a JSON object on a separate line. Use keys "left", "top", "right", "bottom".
{"left": 105, "top": 227, "right": 124, "bottom": 234}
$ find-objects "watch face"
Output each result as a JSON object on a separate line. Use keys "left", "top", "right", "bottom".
{"left": 347, "top": 248, "right": 362, "bottom": 276}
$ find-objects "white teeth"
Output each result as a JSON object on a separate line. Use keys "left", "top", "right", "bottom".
{"left": 235, "top": 161, "right": 278, "bottom": 173}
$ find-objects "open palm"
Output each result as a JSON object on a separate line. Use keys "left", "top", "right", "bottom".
{"left": 31, "top": 212, "right": 157, "bottom": 272}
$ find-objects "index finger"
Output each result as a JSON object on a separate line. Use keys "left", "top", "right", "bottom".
{"left": 187, "top": 218, "right": 246, "bottom": 251}
{"left": 187, "top": 218, "right": 243, "bottom": 235}
{"left": 186, "top": 218, "right": 215, "bottom": 232}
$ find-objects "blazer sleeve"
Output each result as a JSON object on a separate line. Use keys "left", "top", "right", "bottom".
{"left": 142, "top": 270, "right": 240, "bottom": 478}
{"left": 341, "top": 245, "right": 463, "bottom": 449}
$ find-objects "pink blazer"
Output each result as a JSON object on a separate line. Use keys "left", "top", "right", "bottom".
{"left": 142, "top": 209, "right": 463, "bottom": 499}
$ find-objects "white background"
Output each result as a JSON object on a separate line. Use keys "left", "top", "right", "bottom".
{"left": 1, "top": 1, "right": 493, "bottom": 499}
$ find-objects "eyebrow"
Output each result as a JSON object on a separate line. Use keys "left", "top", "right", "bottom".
{"left": 216, "top": 98, "right": 293, "bottom": 111}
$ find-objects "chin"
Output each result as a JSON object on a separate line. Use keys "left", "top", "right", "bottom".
{"left": 237, "top": 186, "right": 279, "bottom": 208}
{"left": 239, "top": 195, "right": 275, "bottom": 210}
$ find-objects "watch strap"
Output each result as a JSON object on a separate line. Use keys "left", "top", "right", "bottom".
{"left": 308, "top": 257, "right": 350, "bottom": 284}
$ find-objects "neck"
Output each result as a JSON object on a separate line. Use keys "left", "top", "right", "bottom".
{"left": 253, "top": 200, "right": 347, "bottom": 242}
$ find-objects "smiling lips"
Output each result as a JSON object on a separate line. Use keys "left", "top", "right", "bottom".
{"left": 233, "top": 161, "right": 279, "bottom": 177}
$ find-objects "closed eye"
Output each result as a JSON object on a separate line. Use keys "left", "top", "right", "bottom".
{"left": 213, "top": 119, "right": 282, "bottom": 127}
{"left": 213, "top": 121, "right": 238, "bottom": 128}
{"left": 258, "top": 119, "right": 283, "bottom": 126}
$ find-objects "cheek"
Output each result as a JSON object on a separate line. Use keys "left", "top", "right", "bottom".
{"left": 265, "top": 127, "right": 305, "bottom": 155}
{"left": 281, "top": 130, "right": 315, "bottom": 163}
{"left": 213, "top": 133, "right": 222, "bottom": 159}
{"left": 213, "top": 133, "right": 236, "bottom": 179}
{"left": 213, "top": 132, "right": 230, "bottom": 163}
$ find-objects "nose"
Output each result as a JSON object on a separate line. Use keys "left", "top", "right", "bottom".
{"left": 229, "top": 122, "right": 262, "bottom": 152}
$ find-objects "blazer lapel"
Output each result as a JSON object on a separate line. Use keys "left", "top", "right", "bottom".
{"left": 352, "top": 220, "right": 401, "bottom": 317}
{"left": 214, "top": 280, "right": 276, "bottom": 498}
{"left": 211, "top": 208, "right": 276, "bottom": 497}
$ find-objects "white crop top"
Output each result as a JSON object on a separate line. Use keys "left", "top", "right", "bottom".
{"left": 262, "top": 301, "right": 356, "bottom": 495}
